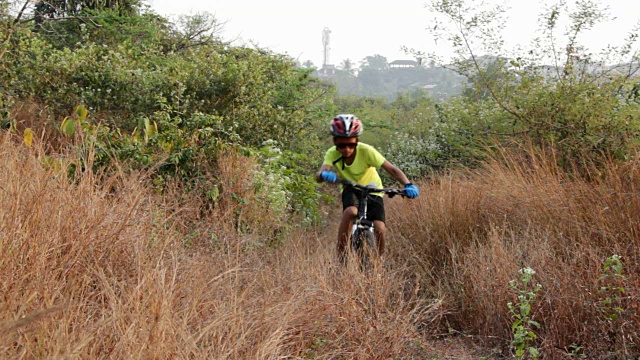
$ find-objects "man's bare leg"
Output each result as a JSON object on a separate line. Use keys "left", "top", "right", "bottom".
{"left": 337, "top": 206, "right": 357, "bottom": 263}
{"left": 373, "top": 220, "right": 386, "bottom": 256}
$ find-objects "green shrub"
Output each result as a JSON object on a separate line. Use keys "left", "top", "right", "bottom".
{"left": 426, "top": 0, "right": 640, "bottom": 170}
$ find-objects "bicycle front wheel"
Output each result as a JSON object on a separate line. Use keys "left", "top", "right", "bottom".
{"left": 351, "top": 229, "right": 377, "bottom": 269}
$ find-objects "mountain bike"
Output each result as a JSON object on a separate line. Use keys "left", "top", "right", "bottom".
{"left": 337, "top": 179, "right": 407, "bottom": 269}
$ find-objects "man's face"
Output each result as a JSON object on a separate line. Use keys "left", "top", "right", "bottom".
{"left": 333, "top": 137, "right": 358, "bottom": 157}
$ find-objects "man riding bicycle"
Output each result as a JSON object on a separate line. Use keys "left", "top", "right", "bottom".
{"left": 315, "top": 114, "right": 420, "bottom": 263}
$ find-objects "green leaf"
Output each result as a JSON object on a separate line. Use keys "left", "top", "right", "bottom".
{"left": 143, "top": 118, "right": 157, "bottom": 142}
{"left": 206, "top": 186, "right": 220, "bottom": 202}
{"left": 61, "top": 117, "right": 76, "bottom": 137}
{"left": 529, "top": 320, "right": 541, "bottom": 328}
{"left": 23, "top": 128, "right": 34, "bottom": 147}
{"left": 76, "top": 105, "right": 88, "bottom": 122}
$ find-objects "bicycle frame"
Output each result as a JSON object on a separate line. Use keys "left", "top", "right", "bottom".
{"left": 349, "top": 186, "right": 376, "bottom": 239}
{"left": 338, "top": 179, "right": 405, "bottom": 258}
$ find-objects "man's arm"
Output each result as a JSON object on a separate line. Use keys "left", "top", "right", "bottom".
{"left": 380, "top": 160, "right": 411, "bottom": 186}
{"left": 315, "top": 164, "right": 333, "bottom": 182}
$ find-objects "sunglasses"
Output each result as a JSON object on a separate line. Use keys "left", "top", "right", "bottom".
{"left": 336, "top": 143, "right": 357, "bottom": 149}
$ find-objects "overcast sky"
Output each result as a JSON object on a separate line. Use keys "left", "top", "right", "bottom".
{"left": 147, "top": 0, "right": 639, "bottom": 67}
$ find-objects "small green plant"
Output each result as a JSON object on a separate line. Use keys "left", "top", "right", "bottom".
{"left": 0, "top": 85, "right": 15, "bottom": 131}
{"left": 303, "top": 337, "right": 327, "bottom": 359}
{"left": 507, "top": 267, "right": 542, "bottom": 359}
{"left": 598, "top": 254, "right": 626, "bottom": 321}
{"left": 595, "top": 255, "right": 635, "bottom": 358}
{"left": 566, "top": 344, "right": 586, "bottom": 359}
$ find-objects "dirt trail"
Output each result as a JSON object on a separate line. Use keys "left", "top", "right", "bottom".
{"left": 318, "top": 207, "right": 489, "bottom": 359}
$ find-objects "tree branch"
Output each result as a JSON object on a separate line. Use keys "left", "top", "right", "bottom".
{"left": 0, "top": 0, "right": 31, "bottom": 61}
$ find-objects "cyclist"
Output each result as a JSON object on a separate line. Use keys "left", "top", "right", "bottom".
{"left": 315, "top": 114, "right": 419, "bottom": 263}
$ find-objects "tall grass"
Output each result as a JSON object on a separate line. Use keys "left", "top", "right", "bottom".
{"left": 4, "top": 130, "right": 638, "bottom": 358}
{"left": 0, "top": 134, "right": 440, "bottom": 359}
{"left": 388, "top": 146, "right": 640, "bottom": 358}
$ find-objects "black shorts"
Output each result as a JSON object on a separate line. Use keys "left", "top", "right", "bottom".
{"left": 342, "top": 187, "right": 385, "bottom": 222}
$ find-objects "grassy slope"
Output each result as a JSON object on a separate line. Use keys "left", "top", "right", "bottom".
{"left": 1, "top": 134, "right": 638, "bottom": 358}
{"left": 389, "top": 147, "right": 640, "bottom": 358}
{"left": 0, "top": 134, "right": 441, "bottom": 359}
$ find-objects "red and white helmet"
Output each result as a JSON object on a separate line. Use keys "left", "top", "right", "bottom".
{"left": 330, "top": 114, "right": 363, "bottom": 137}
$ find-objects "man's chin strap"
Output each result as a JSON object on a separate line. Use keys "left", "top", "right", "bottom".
{"left": 333, "top": 146, "right": 357, "bottom": 170}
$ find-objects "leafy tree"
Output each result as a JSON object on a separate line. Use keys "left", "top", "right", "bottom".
{"left": 15, "top": 0, "right": 171, "bottom": 51}
{"left": 339, "top": 58, "right": 355, "bottom": 75}
{"left": 34, "top": 0, "right": 141, "bottom": 20}
{"left": 357, "top": 68, "right": 387, "bottom": 97}
{"left": 170, "top": 11, "right": 225, "bottom": 51}
{"left": 40, "top": 9, "right": 171, "bottom": 49}
{"left": 1, "top": 2, "right": 336, "bottom": 222}
{"left": 322, "top": 52, "right": 464, "bottom": 100}
{"left": 360, "top": 54, "right": 388, "bottom": 71}
{"left": 427, "top": 0, "right": 640, "bottom": 168}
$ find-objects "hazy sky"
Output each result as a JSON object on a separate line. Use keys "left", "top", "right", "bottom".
{"left": 148, "top": 0, "right": 639, "bottom": 66}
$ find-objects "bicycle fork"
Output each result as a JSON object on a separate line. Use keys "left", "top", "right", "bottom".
{"left": 351, "top": 218, "right": 374, "bottom": 247}
{"left": 351, "top": 219, "right": 374, "bottom": 234}
{"left": 352, "top": 195, "right": 374, "bottom": 238}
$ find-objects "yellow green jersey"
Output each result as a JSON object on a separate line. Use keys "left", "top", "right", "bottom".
{"left": 323, "top": 142, "right": 386, "bottom": 193}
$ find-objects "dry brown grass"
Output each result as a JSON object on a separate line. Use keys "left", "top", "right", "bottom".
{"left": 388, "top": 146, "right": 640, "bottom": 358}
{"left": 0, "top": 134, "right": 442, "bottom": 359}
{"left": 5, "top": 129, "right": 638, "bottom": 358}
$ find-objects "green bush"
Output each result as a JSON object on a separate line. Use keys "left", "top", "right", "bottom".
{"left": 426, "top": 0, "right": 640, "bottom": 170}
{"left": 2, "top": 11, "right": 331, "bottom": 150}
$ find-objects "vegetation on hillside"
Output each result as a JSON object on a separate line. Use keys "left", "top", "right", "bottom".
{"left": 2, "top": 0, "right": 337, "bottom": 229}
{"left": 316, "top": 56, "right": 466, "bottom": 100}
{"left": 1, "top": 0, "right": 639, "bottom": 358}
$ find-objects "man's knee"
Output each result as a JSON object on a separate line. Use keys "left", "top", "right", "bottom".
{"left": 342, "top": 206, "right": 357, "bottom": 218}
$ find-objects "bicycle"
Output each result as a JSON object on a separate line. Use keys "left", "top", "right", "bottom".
{"left": 336, "top": 178, "right": 407, "bottom": 269}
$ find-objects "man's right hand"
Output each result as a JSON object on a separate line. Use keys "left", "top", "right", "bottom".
{"left": 404, "top": 183, "right": 419, "bottom": 198}
{"left": 320, "top": 170, "right": 338, "bottom": 183}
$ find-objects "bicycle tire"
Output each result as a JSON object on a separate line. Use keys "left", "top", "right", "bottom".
{"left": 351, "top": 229, "right": 377, "bottom": 270}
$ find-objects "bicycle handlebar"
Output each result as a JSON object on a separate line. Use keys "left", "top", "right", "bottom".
{"left": 337, "top": 179, "right": 407, "bottom": 198}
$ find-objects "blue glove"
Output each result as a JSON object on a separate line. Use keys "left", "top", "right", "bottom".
{"left": 404, "top": 183, "right": 419, "bottom": 198}
{"left": 320, "top": 170, "right": 338, "bottom": 183}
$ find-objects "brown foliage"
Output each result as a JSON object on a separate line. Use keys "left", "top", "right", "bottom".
{"left": 0, "top": 134, "right": 442, "bottom": 359}
{"left": 4, "top": 127, "right": 637, "bottom": 358}
{"left": 387, "top": 145, "right": 640, "bottom": 358}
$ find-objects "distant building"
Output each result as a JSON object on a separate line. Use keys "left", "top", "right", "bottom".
{"left": 390, "top": 60, "right": 419, "bottom": 68}
{"left": 316, "top": 64, "right": 337, "bottom": 78}
{"left": 409, "top": 82, "right": 438, "bottom": 96}
{"left": 410, "top": 82, "right": 437, "bottom": 89}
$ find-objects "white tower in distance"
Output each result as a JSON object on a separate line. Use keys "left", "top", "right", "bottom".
{"left": 322, "top": 27, "right": 331, "bottom": 66}
{"left": 318, "top": 27, "right": 336, "bottom": 77}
